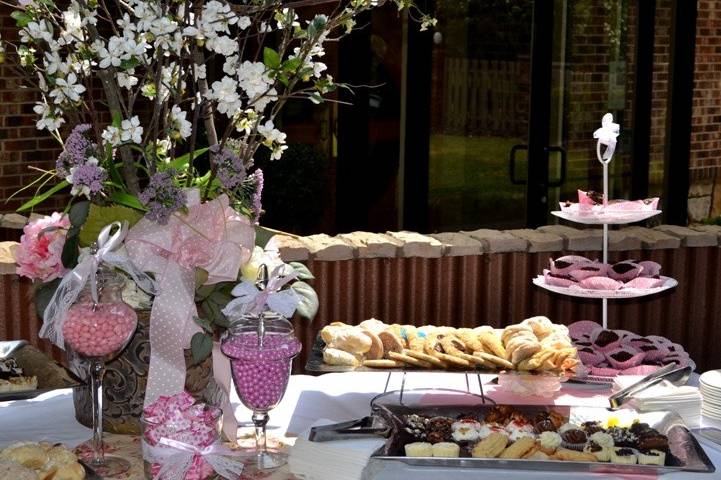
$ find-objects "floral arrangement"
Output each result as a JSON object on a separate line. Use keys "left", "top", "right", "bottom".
{"left": 5, "top": 0, "right": 433, "bottom": 366}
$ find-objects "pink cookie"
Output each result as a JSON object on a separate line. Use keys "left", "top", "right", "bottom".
{"left": 579, "top": 276, "right": 622, "bottom": 290}
{"left": 590, "top": 328, "right": 622, "bottom": 353}
{"left": 608, "top": 261, "right": 643, "bottom": 282}
{"left": 624, "top": 277, "right": 666, "bottom": 289}
{"left": 568, "top": 320, "right": 601, "bottom": 340}
{"left": 604, "top": 346, "right": 646, "bottom": 370}
{"left": 637, "top": 261, "right": 662, "bottom": 277}
{"left": 549, "top": 256, "right": 592, "bottom": 275}
{"left": 645, "top": 335, "right": 674, "bottom": 348}
{"left": 590, "top": 365, "right": 620, "bottom": 377}
{"left": 544, "top": 270, "right": 577, "bottom": 288}
{"left": 621, "top": 365, "right": 662, "bottom": 376}
{"left": 577, "top": 347, "right": 605, "bottom": 367}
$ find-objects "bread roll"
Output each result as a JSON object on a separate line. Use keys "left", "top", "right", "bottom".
{"left": 322, "top": 348, "right": 361, "bottom": 367}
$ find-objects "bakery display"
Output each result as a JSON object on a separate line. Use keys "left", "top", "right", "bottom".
{"left": 398, "top": 405, "right": 673, "bottom": 466}
{"left": 0, "top": 358, "right": 38, "bottom": 393}
{"left": 317, "top": 316, "right": 579, "bottom": 374}
{"left": 568, "top": 320, "right": 695, "bottom": 377}
{"left": 0, "top": 442, "right": 86, "bottom": 480}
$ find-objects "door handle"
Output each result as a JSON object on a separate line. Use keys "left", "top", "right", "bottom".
{"left": 546, "top": 145, "right": 567, "bottom": 187}
{"left": 509, "top": 144, "right": 528, "bottom": 185}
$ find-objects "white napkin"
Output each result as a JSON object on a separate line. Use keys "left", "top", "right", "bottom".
{"left": 288, "top": 419, "right": 385, "bottom": 480}
{"left": 612, "top": 376, "right": 702, "bottom": 428}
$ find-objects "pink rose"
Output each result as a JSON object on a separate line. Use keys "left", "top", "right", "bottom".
{"left": 14, "top": 212, "right": 70, "bottom": 282}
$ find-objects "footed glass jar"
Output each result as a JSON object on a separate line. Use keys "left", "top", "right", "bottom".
{"left": 221, "top": 311, "right": 301, "bottom": 470}
{"left": 63, "top": 266, "right": 139, "bottom": 476}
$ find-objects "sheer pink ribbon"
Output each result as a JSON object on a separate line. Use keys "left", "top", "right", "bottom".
{"left": 126, "top": 191, "right": 254, "bottom": 441}
{"left": 146, "top": 438, "right": 244, "bottom": 480}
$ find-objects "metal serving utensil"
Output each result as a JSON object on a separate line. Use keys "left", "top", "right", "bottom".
{"left": 308, "top": 416, "right": 391, "bottom": 442}
{"left": 0, "top": 340, "right": 28, "bottom": 360}
{"left": 609, "top": 363, "right": 693, "bottom": 409}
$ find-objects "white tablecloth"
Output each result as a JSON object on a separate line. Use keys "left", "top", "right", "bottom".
{"left": 1, "top": 372, "right": 721, "bottom": 479}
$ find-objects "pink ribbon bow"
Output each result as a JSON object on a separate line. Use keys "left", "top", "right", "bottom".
{"left": 148, "top": 438, "right": 244, "bottom": 480}
{"left": 126, "top": 190, "right": 254, "bottom": 440}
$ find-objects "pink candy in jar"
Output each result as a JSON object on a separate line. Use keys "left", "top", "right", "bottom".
{"left": 62, "top": 302, "right": 137, "bottom": 357}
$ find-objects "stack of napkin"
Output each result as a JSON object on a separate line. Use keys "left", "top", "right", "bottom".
{"left": 288, "top": 420, "right": 385, "bottom": 480}
{"left": 613, "top": 376, "right": 702, "bottom": 428}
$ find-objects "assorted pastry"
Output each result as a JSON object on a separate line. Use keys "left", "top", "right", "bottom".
{"left": 0, "top": 441, "right": 85, "bottom": 479}
{"left": 560, "top": 190, "right": 660, "bottom": 214}
{"left": 569, "top": 320, "right": 695, "bottom": 377}
{"left": 0, "top": 357, "right": 38, "bottom": 393}
{"left": 401, "top": 405, "right": 670, "bottom": 466}
{"left": 320, "top": 316, "right": 579, "bottom": 374}
{"left": 542, "top": 255, "right": 668, "bottom": 291}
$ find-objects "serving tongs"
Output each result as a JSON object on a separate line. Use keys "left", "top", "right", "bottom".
{"left": 0, "top": 340, "right": 28, "bottom": 360}
{"left": 308, "top": 416, "right": 391, "bottom": 442}
{"left": 609, "top": 363, "right": 693, "bottom": 409}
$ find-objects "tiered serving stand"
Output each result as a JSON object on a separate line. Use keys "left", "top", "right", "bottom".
{"left": 532, "top": 113, "right": 677, "bottom": 329}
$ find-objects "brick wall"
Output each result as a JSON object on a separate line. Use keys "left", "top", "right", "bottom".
{"left": 688, "top": 0, "right": 721, "bottom": 220}
{"left": 0, "top": 9, "right": 66, "bottom": 214}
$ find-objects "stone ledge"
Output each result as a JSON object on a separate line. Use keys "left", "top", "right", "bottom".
{"left": 690, "top": 224, "right": 721, "bottom": 244}
{"left": 619, "top": 226, "right": 681, "bottom": 249}
{"left": 505, "top": 229, "right": 564, "bottom": 252}
{"left": 461, "top": 229, "right": 528, "bottom": 253}
{"left": 428, "top": 232, "right": 483, "bottom": 256}
{"left": 608, "top": 230, "right": 643, "bottom": 251}
{"left": 299, "top": 234, "right": 354, "bottom": 261}
{"left": 537, "top": 225, "right": 603, "bottom": 251}
{"left": 271, "top": 235, "right": 310, "bottom": 262}
{"left": 337, "top": 231, "right": 399, "bottom": 258}
{"left": 654, "top": 224, "right": 718, "bottom": 247}
{"left": 385, "top": 231, "right": 443, "bottom": 258}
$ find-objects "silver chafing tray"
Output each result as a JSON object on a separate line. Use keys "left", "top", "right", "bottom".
{"left": 310, "top": 388, "right": 715, "bottom": 474}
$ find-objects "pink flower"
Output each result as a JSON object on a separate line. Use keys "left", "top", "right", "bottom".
{"left": 14, "top": 212, "right": 70, "bottom": 282}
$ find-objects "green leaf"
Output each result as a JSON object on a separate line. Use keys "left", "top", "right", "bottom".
{"left": 79, "top": 204, "right": 143, "bottom": 246}
{"left": 194, "top": 284, "right": 216, "bottom": 302}
{"left": 195, "top": 268, "right": 209, "bottom": 289}
{"left": 61, "top": 227, "right": 80, "bottom": 268}
{"left": 263, "top": 47, "right": 281, "bottom": 69}
{"left": 119, "top": 58, "right": 139, "bottom": 70}
{"left": 162, "top": 147, "right": 210, "bottom": 172}
{"left": 193, "top": 316, "right": 215, "bottom": 334}
{"left": 34, "top": 278, "right": 61, "bottom": 319}
{"left": 11, "top": 11, "right": 32, "bottom": 28}
{"left": 289, "top": 261, "right": 314, "bottom": 280}
{"left": 292, "top": 281, "right": 318, "bottom": 320}
{"left": 109, "top": 191, "right": 146, "bottom": 211}
{"left": 281, "top": 57, "right": 302, "bottom": 72}
{"left": 255, "top": 226, "right": 277, "bottom": 249}
{"left": 17, "top": 180, "right": 69, "bottom": 212}
{"left": 68, "top": 200, "right": 90, "bottom": 226}
{"left": 190, "top": 332, "right": 213, "bottom": 365}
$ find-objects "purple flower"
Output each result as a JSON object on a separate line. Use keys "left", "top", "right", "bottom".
{"left": 210, "top": 145, "right": 246, "bottom": 189}
{"left": 248, "top": 168, "right": 263, "bottom": 223}
{"left": 139, "top": 170, "right": 186, "bottom": 225}
{"left": 68, "top": 160, "right": 107, "bottom": 198}
{"left": 56, "top": 124, "right": 95, "bottom": 177}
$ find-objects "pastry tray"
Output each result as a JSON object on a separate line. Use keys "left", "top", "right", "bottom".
{"left": 533, "top": 275, "right": 678, "bottom": 299}
{"left": 551, "top": 209, "right": 662, "bottom": 225}
{"left": 312, "top": 389, "right": 715, "bottom": 474}
{"left": 305, "top": 335, "right": 500, "bottom": 374}
{"left": 0, "top": 342, "right": 84, "bottom": 401}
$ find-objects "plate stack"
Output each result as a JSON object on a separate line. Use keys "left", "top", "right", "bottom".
{"left": 700, "top": 370, "right": 721, "bottom": 422}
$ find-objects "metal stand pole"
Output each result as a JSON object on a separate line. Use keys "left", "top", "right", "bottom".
{"left": 600, "top": 140, "right": 611, "bottom": 329}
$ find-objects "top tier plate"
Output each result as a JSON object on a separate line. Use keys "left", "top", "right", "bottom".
{"left": 552, "top": 209, "right": 662, "bottom": 225}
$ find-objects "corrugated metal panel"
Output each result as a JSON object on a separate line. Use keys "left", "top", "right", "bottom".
{"left": 2, "top": 247, "right": 719, "bottom": 373}
{"left": 293, "top": 248, "right": 721, "bottom": 373}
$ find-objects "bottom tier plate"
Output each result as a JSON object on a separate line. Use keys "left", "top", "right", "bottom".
{"left": 532, "top": 275, "right": 678, "bottom": 299}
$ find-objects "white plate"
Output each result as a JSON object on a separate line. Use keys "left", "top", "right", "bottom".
{"left": 702, "top": 409, "right": 721, "bottom": 421}
{"left": 551, "top": 210, "right": 662, "bottom": 225}
{"left": 702, "top": 392, "right": 721, "bottom": 405}
{"left": 532, "top": 275, "right": 678, "bottom": 299}
{"left": 700, "top": 370, "right": 721, "bottom": 388}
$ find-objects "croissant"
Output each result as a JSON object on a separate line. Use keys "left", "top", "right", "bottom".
{"left": 478, "top": 331, "right": 506, "bottom": 358}
{"left": 320, "top": 325, "right": 372, "bottom": 354}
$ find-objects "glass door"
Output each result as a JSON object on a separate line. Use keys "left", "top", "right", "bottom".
{"left": 413, "top": 0, "right": 642, "bottom": 231}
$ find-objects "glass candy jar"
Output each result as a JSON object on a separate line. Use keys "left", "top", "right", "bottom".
{"left": 221, "top": 311, "right": 301, "bottom": 469}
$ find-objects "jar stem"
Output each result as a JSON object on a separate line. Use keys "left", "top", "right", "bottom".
{"left": 89, "top": 359, "right": 106, "bottom": 466}
{"left": 252, "top": 411, "right": 269, "bottom": 458}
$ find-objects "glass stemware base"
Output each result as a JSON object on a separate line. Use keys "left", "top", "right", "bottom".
{"left": 77, "top": 450, "right": 131, "bottom": 477}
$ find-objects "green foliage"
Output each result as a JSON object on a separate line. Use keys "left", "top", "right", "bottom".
{"left": 11, "top": 11, "right": 32, "bottom": 27}
{"left": 34, "top": 277, "right": 60, "bottom": 319}
{"left": 292, "top": 280, "right": 319, "bottom": 320}
{"left": 78, "top": 204, "right": 144, "bottom": 247}
{"left": 289, "top": 261, "right": 314, "bottom": 280}
{"left": 263, "top": 47, "right": 281, "bottom": 69}
{"left": 108, "top": 191, "right": 146, "bottom": 211}
{"left": 61, "top": 201, "right": 90, "bottom": 268}
{"left": 190, "top": 332, "right": 213, "bottom": 365}
{"left": 17, "top": 180, "right": 69, "bottom": 212}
